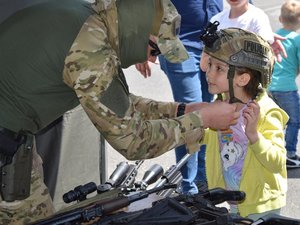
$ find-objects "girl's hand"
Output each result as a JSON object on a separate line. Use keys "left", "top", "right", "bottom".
{"left": 243, "top": 101, "right": 260, "bottom": 144}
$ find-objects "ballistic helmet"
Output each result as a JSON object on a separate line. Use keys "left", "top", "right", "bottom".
{"left": 202, "top": 24, "right": 275, "bottom": 88}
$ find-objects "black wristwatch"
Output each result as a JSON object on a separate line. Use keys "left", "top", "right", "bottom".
{"left": 176, "top": 103, "right": 186, "bottom": 117}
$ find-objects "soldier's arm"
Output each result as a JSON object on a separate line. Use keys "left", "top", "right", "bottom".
{"left": 63, "top": 15, "right": 204, "bottom": 160}
{"left": 130, "top": 94, "right": 178, "bottom": 120}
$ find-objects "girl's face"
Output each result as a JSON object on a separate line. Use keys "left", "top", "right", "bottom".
{"left": 206, "top": 56, "right": 252, "bottom": 102}
{"left": 206, "top": 57, "right": 230, "bottom": 95}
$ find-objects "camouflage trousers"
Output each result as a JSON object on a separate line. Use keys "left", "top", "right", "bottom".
{"left": 0, "top": 144, "right": 55, "bottom": 225}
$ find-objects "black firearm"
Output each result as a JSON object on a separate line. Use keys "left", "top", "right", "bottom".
{"left": 62, "top": 161, "right": 129, "bottom": 203}
{"left": 63, "top": 182, "right": 98, "bottom": 203}
{"left": 134, "top": 163, "right": 164, "bottom": 190}
{"left": 154, "top": 153, "right": 192, "bottom": 197}
{"left": 96, "top": 161, "right": 132, "bottom": 194}
{"left": 119, "top": 160, "right": 144, "bottom": 188}
{"left": 29, "top": 184, "right": 176, "bottom": 225}
{"left": 199, "top": 187, "right": 246, "bottom": 205}
{"left": 97, "top": 160, "right": 144, "bottom": 193}
{"left": 63, "top": 160, "right": 144, "bottom": 204}
{"left": 76, "top": 186, "right": 300, "bottom": 225}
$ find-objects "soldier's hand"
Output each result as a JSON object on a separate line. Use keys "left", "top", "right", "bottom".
{"left": 200, "top": 101, "right": 239, "bottom": 130}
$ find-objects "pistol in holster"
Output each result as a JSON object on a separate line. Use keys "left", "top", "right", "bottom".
{"left": 0, "top": 129, "right": 33, "bottom": 202}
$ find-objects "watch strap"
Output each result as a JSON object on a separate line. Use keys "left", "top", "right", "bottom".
{"left": 176, "top": 103, "right": 186, "bottom": 117}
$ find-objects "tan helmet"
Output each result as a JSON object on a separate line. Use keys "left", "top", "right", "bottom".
{"left": 203, "top": 26, "right": 275, "bottom": 88}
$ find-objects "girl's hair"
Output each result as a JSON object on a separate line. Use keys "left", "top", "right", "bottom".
{"left": 235, "top": 67, "right": 263, "bottom": 100}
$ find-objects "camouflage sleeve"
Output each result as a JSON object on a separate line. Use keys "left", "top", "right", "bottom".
{"left": 63, "top": 14, "right": 204, "bottom": 160}
{"left": 130, "top": 93, "right": 178, "bottom": 120}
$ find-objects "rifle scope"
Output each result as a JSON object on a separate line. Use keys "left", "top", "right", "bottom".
{"left": 63, "top": 182, "right": 97, "bottom": 203}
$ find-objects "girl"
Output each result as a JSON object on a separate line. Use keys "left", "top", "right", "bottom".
{"left": 197, "top": 27, "right": 289, "bottom": 220}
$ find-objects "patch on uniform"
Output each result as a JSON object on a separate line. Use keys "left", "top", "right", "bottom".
{"left": 100, "top": 70, "right": 129, "bottom": 118}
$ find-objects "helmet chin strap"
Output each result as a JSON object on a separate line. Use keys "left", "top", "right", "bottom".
{"left": 216, "top": 65, "right": 246, "bottom": 104}
{"left": 228, "top": 65, "right": 245, "bottom": 104}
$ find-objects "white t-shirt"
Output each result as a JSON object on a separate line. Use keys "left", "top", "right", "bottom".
{"left": 210, "top": 4, "right": 274, "bottom": 43}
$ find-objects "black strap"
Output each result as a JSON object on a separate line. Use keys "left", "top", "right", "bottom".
{"left": 228, "top": 65, "right": 245, "bottom": 104}
{"left": 149, "top": 39, "right": 161, "bottom": 56}
{"left": 176, "top": 103, "right": 186, "bottom": 117}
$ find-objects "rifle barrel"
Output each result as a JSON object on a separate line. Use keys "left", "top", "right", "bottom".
{"left": 154, "top": 154, "right": 192, "bottom": 188}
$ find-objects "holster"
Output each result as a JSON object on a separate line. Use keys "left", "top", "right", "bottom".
{"left": 0, "top": 129, "right": 33, "bottom": 202}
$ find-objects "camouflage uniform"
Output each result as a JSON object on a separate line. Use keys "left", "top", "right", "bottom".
{"left": 0, "top": 0, "right": 204, "bottom": 223}
{"left": 63, "top": 4, "right": 202, "bottom": 160}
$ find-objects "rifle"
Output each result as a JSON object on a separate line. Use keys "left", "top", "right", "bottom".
{"left": 134, "top": 163, "right": 164, "bottom": 190}
{"left": 63, "top": 182, "right": 98, "bottom": 203}
{"left": 29, "top": 158, "right": 300, "bottom": 225}
{"left": 63, "top": 160, "right": 144, "bottom": 204}
{"left": 85, "top": 188, "right": 300, "bottom": 225}
{"left": 29, "top": 184, "right": 176, "bottom": 225}
{"left": 96, "top": 161, "right": 131, "bottom": 194}
{"left": 120, "top": 160, "right": 144, "bottom": 188}
{"left": 154, "top": 153, "right": 192, "bottom": 197}
{"left": 97, "top": 160, "right": 143, "bottom": 194}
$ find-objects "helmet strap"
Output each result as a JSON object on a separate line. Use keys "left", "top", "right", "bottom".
{"left": 228, "top": 65, "right": 245, "bottom": 104}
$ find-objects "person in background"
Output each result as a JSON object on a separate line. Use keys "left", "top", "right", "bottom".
{"left": 211, "top": 0, "right": 274, "bottom": 44}
{"left": 196, "top": 27, "right": 288, "bottom": 220}
{"left": 136, "top": 0, "right": 223, "bottom": 195}
{"left": 268, "top": 0, "right": 300, "bottom": 168}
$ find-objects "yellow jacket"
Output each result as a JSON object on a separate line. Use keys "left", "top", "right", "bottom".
{"left": 202, "top": 91, "right": 289, "bottom": 217}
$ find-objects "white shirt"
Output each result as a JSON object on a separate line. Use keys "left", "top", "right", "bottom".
{"left": 210, "top": 4, "right": 274, "bottom": 43}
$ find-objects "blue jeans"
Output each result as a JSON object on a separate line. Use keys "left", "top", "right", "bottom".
{"left": 159, "top": 47, "right": 212, "bottom": 194}
{"left": 270, "top": 91, "right": 300, "bottom": 155}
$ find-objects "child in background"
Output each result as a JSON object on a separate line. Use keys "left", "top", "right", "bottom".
{"left": 200, "top": 0, "right": 280, "bottom": 73}
{"left": 268, "top": 0, "right": 300, "bottom": 168}
{"left": 195, "top": 27, "right": 289, "bottom": 220}
{"left": 210, "top": 0, "right": 274, "bottom": 43}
